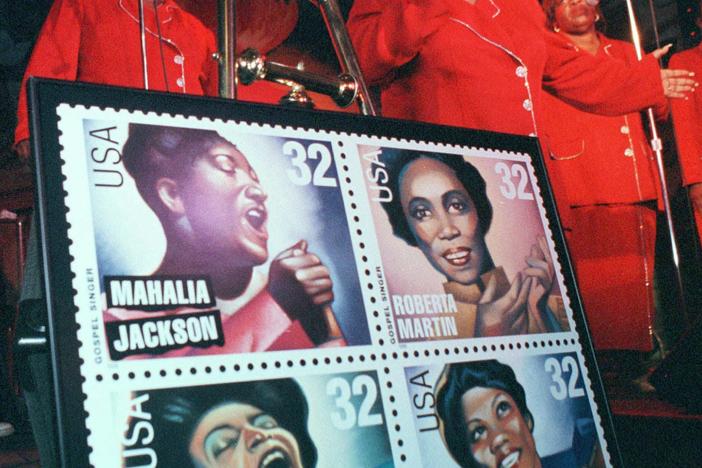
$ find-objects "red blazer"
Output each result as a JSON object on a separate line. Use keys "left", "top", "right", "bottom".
{"left": 177, "top": 0, "right": 299, "bottom": 54}
{"left": 347, "top": 0, "right": 666, "bottom": 137}
{"left": 15, "top": 0, "right": 219, "bottom": 144}
{"left": 670, "top": 45, "right": 702, "bottom": 187}
{"left": 542, "top": 36, "right": 664, "bottom": 210}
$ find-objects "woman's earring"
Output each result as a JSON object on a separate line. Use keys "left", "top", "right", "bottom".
{"left": 553, "top": 25, "right": 560, "bottom": 32}
{"left": 595, "top": 13, "right": 601, "bottom": 21}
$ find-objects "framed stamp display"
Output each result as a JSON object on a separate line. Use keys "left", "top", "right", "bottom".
{"left": 28, "top": 78, "right": 620, "bottom": 467}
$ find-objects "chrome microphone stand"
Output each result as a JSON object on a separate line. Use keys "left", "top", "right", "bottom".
{"left": 624, "top": 0, "right": 688, "bottom": 320}
{"left": 138, "top": 0, "right": 149, "bottom": 90}
{"left": 216, "top": 0, "right": 376, "bottom": 116}
{"left": 313, "top": 0, "right": 376, "bottom": 115}
{"left": 218, "top": 0, "right": 237, "bottom": 99}
{"left": 236, "top": 49, "right": 358, "bottom": 108}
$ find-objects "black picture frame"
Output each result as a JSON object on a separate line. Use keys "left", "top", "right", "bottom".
{"left": 27, "top": 77, "right": 621, "bottom": 467}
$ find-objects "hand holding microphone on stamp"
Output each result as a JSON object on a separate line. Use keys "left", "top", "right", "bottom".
{"left": 268, "top": 239, "right": 344, "bottom": 345}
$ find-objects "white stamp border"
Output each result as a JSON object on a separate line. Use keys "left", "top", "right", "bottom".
{"left": 345, "top": 133, "right": 579, "bottom": 344}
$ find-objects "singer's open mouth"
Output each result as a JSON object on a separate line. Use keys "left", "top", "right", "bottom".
{"left": 245, "top": 205, "right": 267, "bottom": 231}
{"left": 259, "top": 448, "right": 292, "bottom": 468}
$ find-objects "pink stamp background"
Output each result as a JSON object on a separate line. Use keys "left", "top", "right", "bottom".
{"left": 359, "top": 144, "right": 563, "bottom": 301}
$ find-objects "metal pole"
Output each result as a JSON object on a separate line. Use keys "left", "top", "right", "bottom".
{"left": 316, "top": 0, "right": 377, "bottom": 116}
{"left": 138, "top": 0, "right": 149, "bottom": 90}
{"left": 17, "top": 218, "right": 24, "bottom": 282}
{"left": 647, "top": 0, "right": 661, "bottom": 50}
{"left": 218, "top": 0, "right": 237, "bottom": 99}
{"left": 624, "top": 0, "right": 688, "bottom": 319}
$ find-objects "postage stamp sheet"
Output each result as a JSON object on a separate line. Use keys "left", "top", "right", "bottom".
{"left": 53, "top": 104, "right": 606, "bottom": 467}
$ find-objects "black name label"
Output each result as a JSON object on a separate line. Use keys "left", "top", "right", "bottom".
{"left": 105, "top": 275, "right": 215, "bottom": 311}
{"left": 105, "top": 310, "right": 224, "bottom": 359}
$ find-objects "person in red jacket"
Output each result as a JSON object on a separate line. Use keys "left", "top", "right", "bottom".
{"left": 670, "top": 2, "right": 702, "bottom": 241}
{"left": 346, "top": 0, "right": 694, "bottom": 138}
{"left": 13, "top": 0, "right": 221, "bottom": 160}
{"left": 540, "top": 0, "right": 666, "bottom": 353}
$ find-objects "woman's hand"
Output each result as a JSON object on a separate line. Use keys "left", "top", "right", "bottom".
{"left": 653, "top": 44, "right": 698, "bottom": 99}
{"left": 475, "top": 272, "right": 530, "bottom": 337}
{"left": 524, "top": 236, "right": 556, "bottom": 333}
{"left": 660, "top": 68, "right": 697, "bottom": 98}
{"left": 268, "top": 240, "right": 336, "bottom": 344}
{"left": 651, "top": 44, "right": 673, "bottom": 60}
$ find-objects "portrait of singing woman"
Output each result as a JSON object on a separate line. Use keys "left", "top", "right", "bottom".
{"left": 114, "top": 123, "right": 343, "bottom": 355}
{"left": 136, "top": 379, "right": 317, "bottom": 468}
{"left": 380, "top": 150, "right": 568, "bottom": 338}
{"left": 435, "top": 360, "right": 604, "bottom": 468}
